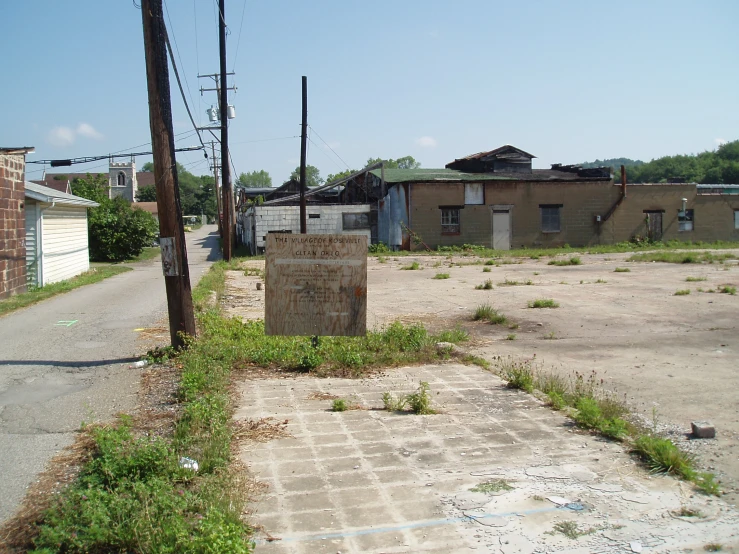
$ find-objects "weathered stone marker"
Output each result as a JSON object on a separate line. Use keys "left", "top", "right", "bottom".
{"left": 265, "top": 233, "right": 367, "bottom": 336}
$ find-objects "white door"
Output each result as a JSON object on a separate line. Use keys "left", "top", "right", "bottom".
{"left": 492, "top": 210, "right": 511, "bottom": 250}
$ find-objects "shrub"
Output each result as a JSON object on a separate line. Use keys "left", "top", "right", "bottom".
{"left": 332, "top": 399, "right": 348, "bottom": 412}
{"left": 87, "top": 198, "right": 159, "bottom": 262}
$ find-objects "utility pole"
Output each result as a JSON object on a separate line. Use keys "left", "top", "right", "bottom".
{"left": 141, "top": 0, "right": 196, "bottom": 347}
{"left": 211, "top": 141, "right": 223, "bottom": 237}
{"left": 218, "top": 0, "right": 234, "bottom": 260}
{"left": 299, "top": 76, "right": 308, "bottom": 234}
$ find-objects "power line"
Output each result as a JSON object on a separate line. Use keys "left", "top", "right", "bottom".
{"left": 308, "top": 136, "right": 345, "bottom": 172}
{"left": 193, "top": 0, "right": 201, "bottom": 126}
{"left": 232, "top": 0, "right": 247, "bottom": 71}
{"left": 162, "top": 11, "right": 207, "bottom": 157}
{"left": 229, "top": 135, "right": 300, "bottom": 146}
{"left": 309, "top": 125, "right": 351, "bottom": 170}
{"left": 164, "top": 0, "right": 199, "bottom": 122}
{"left": 27, "top": 146, "right": 204, "bottom": 166}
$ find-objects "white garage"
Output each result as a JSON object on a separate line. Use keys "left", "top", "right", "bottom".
{"left": 24, "top": 182, "right": 99, "bottom": 287}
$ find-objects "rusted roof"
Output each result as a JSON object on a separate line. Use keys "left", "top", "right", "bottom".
{"left": 370, "top": 168, "right": 611, "bottom": 184}
{"left": 451, "top": 144, "right": 537, "bottom": 163}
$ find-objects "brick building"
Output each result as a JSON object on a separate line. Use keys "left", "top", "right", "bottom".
{"left": 0, "top": 147, "right": 34, "bottom": 299}
{"left": 369, "top": 145, "right": 739, "bottom": 250}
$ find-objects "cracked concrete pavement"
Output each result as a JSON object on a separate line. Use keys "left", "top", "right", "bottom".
{"left": 236, "top": 364, "right": 739, "bottom": 553}
{"left": 0, "top": 225, "right": 219, "bottom": 524}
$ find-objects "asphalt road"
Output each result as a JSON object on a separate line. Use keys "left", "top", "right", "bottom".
{"left": 0, "top": 224, "right": 220, "bottom": 523}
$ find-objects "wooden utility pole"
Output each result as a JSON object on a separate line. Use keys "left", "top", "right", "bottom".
{"left": 211, "top": 141, "right": 223, "bottom": 237}
{"left": 218, "top": 0, "right": 233, "bottom": 260}
{"left": 299, "top": 76, "right": 308, "bottom": 234}
{"left": 141, "top": 0, "right": 196, "bottom": 348}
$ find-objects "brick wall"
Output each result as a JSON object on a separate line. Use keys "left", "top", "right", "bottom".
{"left": 408, "top": 180, "right": 620, "bottom": 249}
{"left": 0, "top": 154, "right": 27, "bottom": 298}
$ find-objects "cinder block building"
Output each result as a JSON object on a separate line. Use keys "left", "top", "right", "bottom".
{"left": 0, "top": 147, "right": 34, "bottom": 299}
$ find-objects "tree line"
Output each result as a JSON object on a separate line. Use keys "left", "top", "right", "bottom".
{"left": 582, "top": 140, "right": 739, "bottom": 184}
{"left": 232, "top": 155, "right": 421, "bottom": 190}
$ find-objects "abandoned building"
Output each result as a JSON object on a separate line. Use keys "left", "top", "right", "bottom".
{"left": 370, "top": 145, "right": 739, "bottom": 250}
{"left": 236, "top": 145, "right": 739, "bottom": 253}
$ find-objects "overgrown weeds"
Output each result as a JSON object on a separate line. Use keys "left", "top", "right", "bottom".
{"left": 475, "top": 279, "right": 494, "bottom": 290}
{"left": 433, "top": 273, "right": 450, "bottom": 279}
{"left": 628, "top": 251, "right": 737, "bottom": 264}
{"left": 674, "top": 289, "right": 691, "bottom": 296}
{"left": 548, "top": 256, "right": 582, "bottom": 266}
{"left": 528, "top": 298, "right": 559, "bottom": 308}
{"left": 614, "top": 267, "right": 631, "bottom": 272}
{"left": 719, "top": 285, "right": 736, "bottom": 295}
{"left": 473, "top": 304, "right": 507, "bottom": 324}
{"left": 382, "top": 381, "right": 436, "bottom": 414}
{"left": 401, "top": 261, "right": 421, "bottom": 270}
{"left": 686, "top": 276, "right": 707, "bottom": 282}
{"left": 470, "top": 479, "right": 512, "bottom": 494}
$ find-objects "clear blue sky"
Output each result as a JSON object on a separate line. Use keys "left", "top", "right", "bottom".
{"left": 3, "top": 0, "right": 737, "bottom": 184}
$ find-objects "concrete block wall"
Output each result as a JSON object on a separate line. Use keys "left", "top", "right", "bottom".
{"left": 0, "top": 154, "right": 27, "bottom": 298}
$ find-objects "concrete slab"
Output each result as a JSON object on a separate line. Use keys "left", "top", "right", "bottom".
{"left": 235, "top": 364, "right": 739, "bottom": 553}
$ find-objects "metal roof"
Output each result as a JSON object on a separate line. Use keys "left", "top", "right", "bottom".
{"left": 0, "top": 147, "right": 35, "bottom": 154}
{"left": 369, "top": 168, "right": 611, "bottom": 184}
{"left": 24, "top": 182, "right": 99, "bottom": 207}
{"left": 453, "top": 145, "right": 537, "bottom": 162}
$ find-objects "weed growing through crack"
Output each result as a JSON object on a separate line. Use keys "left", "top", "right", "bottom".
{"left": 548, "top": 257, "right": 582, "bottom": 266}
{"left": 719, "top": 285, "right": 736, "bottom": 295}
{"left": 628, "top": 251, "right": 737, "bottom": 264}
{"left": 470, "top": 479, "right": 512, "bottom": 494}
{"left": 686, "top": 276, "right": 707, "bottom": 282}
{"left": 383, "top": 382, "right": 436, "bottom": 414}
{"left": 529, "top": 298, "right": 559, "bottom": 308}
{"left": 544, "top": 331, "right": 556, "bottom": 340}
{"left": 506, "top": 334, "right": 516, "bottom": 340}
{"left": 596, "top": 278, "right": 607, "bottom": 283}
{"left": 674, "top": 289, "right": 691, "bottom": 296}
{"left": 332, "top": 399, "right": 348, "bottom": 412}
{"left": 377, "top": 256, "right": 387, "bottom": 263}
{"left": 675, "top": 506, "right": 704, "bottom": 518}
{"left": 533, "top": 271, "right": 540, "bottom": 276}
{"left": 550, "top": 521, "right": 601, "bottom": 539}
{"left": 473, "top": 304, "right": 507, "bottom": 324}
{"left": 402, "top": 261, "right": 421, "bottom": 270}
{"left": 433, "top": 273, "right": 450, "bottom": 280}
{"left": 483, "top": 267, "right": 491, "bottom": 273}
{"left": 614, "top": 267, "right": 630, "bottom": 272}
{"left": 508, "top": 323, "right": 520, "bottom": 330}
{"left": 704, "top": 543, "right": 724, "bottom": 552}
{"left": 499, "top": 359, "right": 534, "bottom": 393}
{"left": 475, "top": 279, "right": 494, "bottom": 290}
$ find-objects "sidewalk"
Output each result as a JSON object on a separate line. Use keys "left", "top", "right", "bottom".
{"left": 235, "top": 363, "right": 739, "bottom": 553}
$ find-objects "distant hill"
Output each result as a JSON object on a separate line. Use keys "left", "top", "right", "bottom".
{"left": 580, "top": 158, "right": 644, "bottom": 169}
{"left": 580, "top": 140, "right": 739, "bottom": 183}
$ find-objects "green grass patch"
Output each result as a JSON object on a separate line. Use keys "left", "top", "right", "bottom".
{"left": 686, "top": 276, "right": 707, "bottom": 282}
{"left": 499, "top": 278, "right": 533, "bottom": 286}
{"left": 0, "top": 266, "right": 132, "bottom": 317}
{"left": 628, "top": 251, "right": 737, "bottom": 264}
{"left": 548, "top": 256, "right": 582, "bottom": 266}
{"left": 332, "top": 399, "right": 348, "bottom": 412}
{"left": 123, "top": 246, "right": 161, "bottom": 263}
{"left": 719, "top": 285, "right": 736, "bottom": 295}
{"left": 482, "top": 267, "right": 491, "bottom": 273}
{"left": 401, "top": 261, "right": 421, "bottom": 270}
{"left": 506, "top": 333, "right": 516, "bottom": 341}
{"left": 472, "top": 304, "right": 507, "bottom": 325}
{"left": 433, "top": 273, "right": 450, "bottom": 279}
{"left": 470, "top": 479, "right": 512, "bottom": 494}
{"left": 674, "top": 289, "right": 691, "bottom": 296}
{"left": 475, "top": 279, "right": 494, "bottom": 290}
{"left": 528, "top": 298, "right": 559, "bottom": 308}
{"left": 614, "top": 267, "right": 631, "bottom": 272}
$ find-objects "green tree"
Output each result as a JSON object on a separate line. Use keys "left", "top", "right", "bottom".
{"left": 141, "top": 162, "right": 154, "bottom": 172}
{"left": 366, "top": 156, "right": 421, "bottom": 170}
{"left": 326, "top": 169, "right": 356, "bottom": 183}
{"left": 136, "top": 185, "right": 157, "bottom": 202}
{"left": 71, "top": 173, "right": 158, "bottom": 262}
{"left": 141, "top": 162, "right": 217, "bottom": 218}
{"left": 290, "top": 165, "right": 324, "bottom": 188}
{"left": 236, "top": 170, "right": 272, "bottom": 188}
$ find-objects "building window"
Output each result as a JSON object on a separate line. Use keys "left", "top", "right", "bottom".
{"left": 342, "top": 212, "right": 369, "bottom": 230}
{"left": 308, "top": 213, "right": 321, "bottom": 219}
{"left": 735, "top": 210, "right": 739, "bottom": 229}
{"left": 464, "top": 183, "right": 484, "bottom": 205}
{"left": 117, "top": 172, "right": 126, "bottom": 187}
{"left": 441, "top": 207, "right": 461, "bottom": 234}
{"left": 540, "top": 205, "right": 562, "bottom": 233}
{"left": 678, "top": 209, "right": 694, "bottom": 232}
